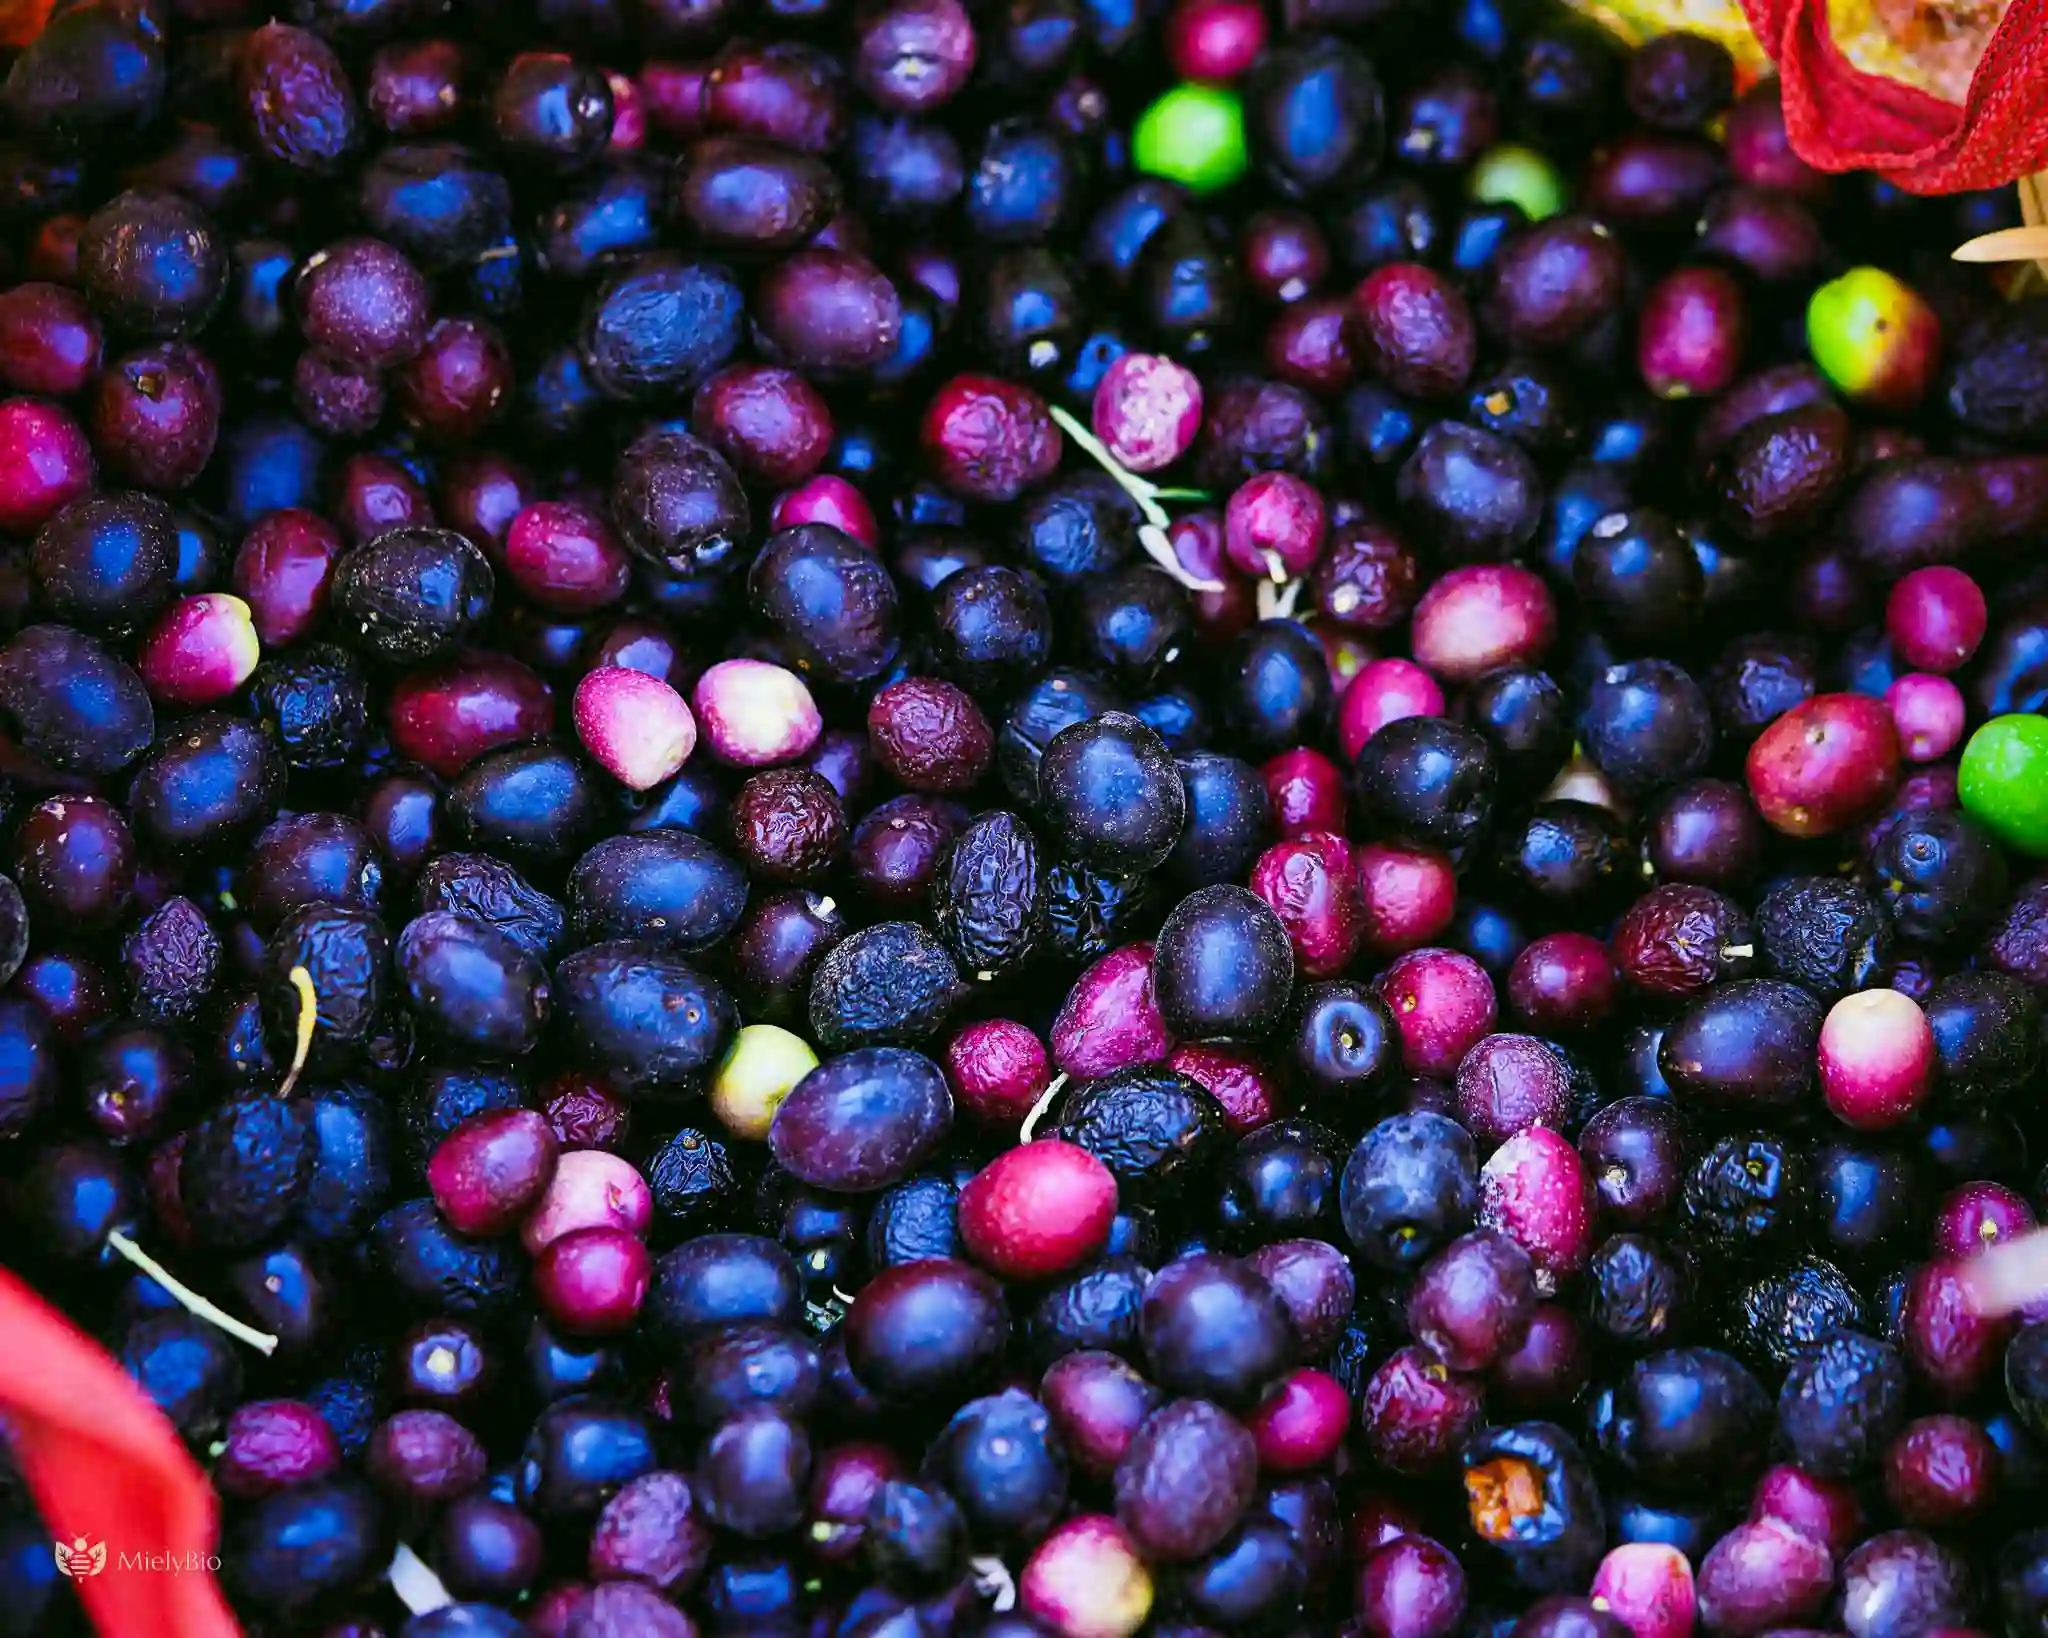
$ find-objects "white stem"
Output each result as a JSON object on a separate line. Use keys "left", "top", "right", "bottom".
{"left": 1019, "top": 1074, "right": 1069, "bottom": 1144}
{"left": 106, "top": 1231, "right": 279, "bottom": 1356}
{"left": 1048, "top": 404, "right": 1169, "bottom": 523}
{"left": 1256, "top": 577, "right": 1305, "bottom": 622}
{"left": 1138, "top": 523, "right": 1227, "bottom": 594}
{"left": 389, "top": 1544, "right": 453, "bottom": 1615}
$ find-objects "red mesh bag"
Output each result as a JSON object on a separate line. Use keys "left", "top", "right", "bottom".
{"left": 1739, "top": 0, "right": 2048, "bottom": 192}
{"left": 0, "top": 1268, "right": 239, "bottom": 1638}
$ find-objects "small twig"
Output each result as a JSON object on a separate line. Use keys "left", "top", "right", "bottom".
{"left": 1048, "top": 404, "right": 1169, "bottom": 520}
{"left": 1019, "top": 1073, "right": 1068, "bottom": 1144}
{"left": 1961, "top": 1227, "right": 2048, "bottom": 1317}
{"left": 971, "top": 1556, "right": 1018, "bottom": 1612}
{"left": 275, "top": 965, "right": 318, "bottom": 1100}
{"left": 389, "top": 1544, "right": 453, "bottom": 1616}
{"left": 106, "top": 1231, "right": 278, "bottom": 1356}
{"left": 1050, "top": 406, "right": 1227, "bottom": 594}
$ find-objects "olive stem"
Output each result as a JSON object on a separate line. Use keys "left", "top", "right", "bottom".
{"left": 1047, "top": 404, "right": 1170, "bottom": 517}
{"left": 1137, "top": 523, "right": 1227, "bottom": 593}
{"left": 105, "top": 1231, "right": 279, "bottom": 1356}
{"left": 1018, "top": 1073, "right": 1068, "bottom": 1145}
{"left": 275, "top": 964, "right": 318, "bottom": 1100}
{"left": 970, "top": 1555, "right": 1017, "bottom": 1612}
{"left": 389, "top": 1543, "right": 453, "bottom": 1616}
{"left": 1255, "top": 577, "right": 1304, "bottom": 622}
{"left": 1048, "top": 406, "right": 1227, "bottom": 593}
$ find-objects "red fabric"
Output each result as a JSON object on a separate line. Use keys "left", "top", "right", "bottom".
{"left": 1740, "top": 0, "right": 2048, "bottom": 192}
{"left": 0, "top": 1268, "right": 240, "bottom": 1638}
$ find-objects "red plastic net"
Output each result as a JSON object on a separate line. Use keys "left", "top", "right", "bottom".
{"left": 1739, "top": 0, "right": 2048, "bottom": 192}
{"left": 0, "top": 1269, "right": 238, "bottom": 1638}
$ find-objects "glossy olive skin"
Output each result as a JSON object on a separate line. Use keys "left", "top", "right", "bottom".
{"left": 845, "top": 1258, "right": 1009, "bottom": 1401}
{"left": 1154, "top": 884, "right": 1295, "bottom": 1042}
{"left": 1341, "top": 1111, "right": 1479, "bottom": 1273}
{"left": 567, "top": 832, "right": 749, "bottom": 954}
{"left": 0, "top": 626, "right": 154, "bottom": 776}
{"left": 396, "top": 911, "right": 550, "bottom": 1061}
{"left": 1352, "top": 716, "right": 1498, "bottom": 850}
{"left": 769, "top": 1047, "right": 953, "bottom": 1194}
{"left": 1039, "top": 711, "right": 1188, "bottom": 876}
{"left": 554, "top": 943, "right": 737, "bottom": 1097}
{"left": 749, "top": 523, "right": 902, "bottom": 687}
{"left": 1657, "top": 980, "right": 1824, "bottom": 1112}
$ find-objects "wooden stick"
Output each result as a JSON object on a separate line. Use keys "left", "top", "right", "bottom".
{"left": 1952, "top": 225, "right": 2048, "bottom": 262}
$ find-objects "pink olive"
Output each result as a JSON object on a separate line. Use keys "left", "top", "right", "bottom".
{"left": 1746, "top": 692, "right": 1901, "bottom": 838}
{"left": 427, "top": 1108, "right": 560, "bottom": 1238}
{"left": 504, "top": 500, "right": 633, "bottom": 614}
{"left": 1245, "top": 1367, "right": 1350, "bottom": 1472}
{"left": 944, "top": 1018, "right": 1051, "bottom": 1125}
{"left": 1092, "top": 351, "right": 1204, "bottom": 474}
{"left": 1339, "top": 659, "right": 1446, "bottom": 760}
{"left": 1168, "top": 1041, "right": 1283, "bottom": 1134}
{"left": 692, "top": 657, "right": 823, "bottom": 767}
{"left": 1884, "top": 673, "right": 1966, "bottom": 763}
{"left": 575, "top": 665, "right": 699, "bottom": 790}
{"left": 534, "top": 1225, "right": 651, "bottom": 1336}
{"left": 388, "top": 652, "right": 555, "bottom": 779}
{"left": 958, "top": 1139, "right": 1118, "bottom": 1281}
{"left": 1051, "top": 942, "right": 1173, "bottom": 1079}
{"left": 1356, "top": 843, "right": 1459, "bottom": 955}
{"left": 1885, "top": 566, "right": 1986, "bottom": 674}
{"left": 1224, "top": 470, "right": 1326, "bottom": 581}
{"left": 1819, "top": 989, "right": 1935, "bottom": 1131}
{"left": 1477, "top": 1125, "right": 1597, "bottom": 1296}
{"left": 231, "top": 508, "right": 343, "bottom": 648}
{"left": 215, "top": 1398, "right": 343, "bottom": 1499}
{"left": 1407, "top": 564, "right": 1557, "bottom": 683}
{"left": 1251, "top": 832, "right": 1362, "bottom": 978}
{"left": 1375, "top": 947, "right": 1498, "bottom": 1078}
{"left": 1748, "top": 1463, "right": 1863, "bottom": 1559}
{"left": 1636, "top": 265, "right": 1748, "bottom": 400}
{"left": 136, "top": 593, "right": 261, "bottom": 708}
{"left": 770, "top": 475, "right": 879, "bottom": 548}
{"left": 1020, "top": 1514, "right": 1154, "bottom": 1638}
{"left": 1263, "top": 746, "right": 1349, "bottom": 838}
{"left": 1589, "top": 1543, "right": 1696, "bottom": 1638}
{"left": 522, "top": 1148, "right": 653, "bottom": 1254}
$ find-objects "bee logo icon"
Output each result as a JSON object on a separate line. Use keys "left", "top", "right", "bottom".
{"left": 54, "top": 1537, "right": 106, "bottom": 1579}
